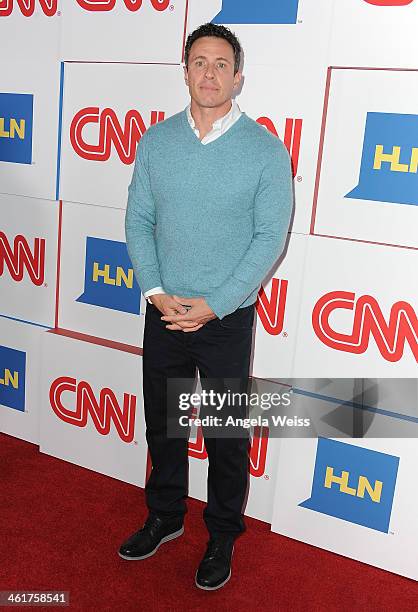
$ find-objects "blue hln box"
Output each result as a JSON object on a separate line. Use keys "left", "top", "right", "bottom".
{"left": 212, "top": 0, "right": 299, "bottom": 24}
{"left": 346, "top": 112, "right": 418, "bottom": 207}
{"left": 0, "top": 92, "right": 33, "bottom": 164}
{"left": 0, "top": 345, "right": 26, "bottom": 412}
{"left": 300, "top": 438, "right": 399, "bottom": 533}
{"left": 76, "top": 236, "right": 142, "bottom": 315}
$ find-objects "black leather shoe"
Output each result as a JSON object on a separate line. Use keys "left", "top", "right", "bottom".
{"left": 195, "top": 535, "right": 235, "bottom": 590}
{"left": 118, "top": 514, "right": 184, "bottom": 560}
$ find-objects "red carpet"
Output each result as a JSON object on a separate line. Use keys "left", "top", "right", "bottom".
{"left": 1, "top": 432, "right": 417, "bottom": 611}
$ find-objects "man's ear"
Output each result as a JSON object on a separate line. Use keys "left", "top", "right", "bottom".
{"left": 183, "top": 64, "right": 189, "bottom": 86}
{"left": 233, "top": 70, "right": 242, "bottom": 89}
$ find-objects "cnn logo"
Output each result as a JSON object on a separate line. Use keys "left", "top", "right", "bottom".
{"left": 188, "top": 407, "right": 269, "bottom": 478}
{"left": 313, "top": 291, "right": 418, "bottom": 363}
{"left": 50, "top": 377, "right": 137, "bottom": 443}
{"left": 0, "top": 231, "right": 45, "bottom": 285}
{"left": 70, "top": 109, "right": 302, "bottom": 175}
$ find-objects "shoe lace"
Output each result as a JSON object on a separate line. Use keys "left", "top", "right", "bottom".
{"left": 142, "top": 514, "right": 162, "bottom": 532}
{"left": 205, "top": 537, "right": 233, "bottom": 560}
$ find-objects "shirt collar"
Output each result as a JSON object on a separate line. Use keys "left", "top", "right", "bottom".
{"left": 186, "top": 99, "right": 241, "bottom": 133}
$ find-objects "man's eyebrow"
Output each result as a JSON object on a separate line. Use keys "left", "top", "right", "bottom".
{"left": 191, "top": 55, "right": 231, "bottom": 63}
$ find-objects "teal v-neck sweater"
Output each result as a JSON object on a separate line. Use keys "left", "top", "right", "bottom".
{"left": 125, "top": 109, "right": 293, "bottom": 320}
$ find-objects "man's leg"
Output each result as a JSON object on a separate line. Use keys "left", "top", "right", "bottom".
{"left": 143, "top": 302, "right": 196, "bottom": 521}
{"left": 190, "top": 304, "right": 255, "bottom": 539}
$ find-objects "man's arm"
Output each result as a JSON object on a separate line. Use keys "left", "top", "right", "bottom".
{"left": 125, "top": 131, "right": 163, "bottom": 294}
{"left": 205, "top": 140, "right": 293, "bottom": 320}
{"left": 125, "top": 137, "right": 198, "bottom": 325}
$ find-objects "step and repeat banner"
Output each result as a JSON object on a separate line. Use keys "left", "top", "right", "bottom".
{"left": 1, "top": 0, "right": 418, "bottom": 581}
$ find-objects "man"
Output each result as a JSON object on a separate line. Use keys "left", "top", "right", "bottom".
{"left": 121, "top": 23, "right": 293, "bottom": 590}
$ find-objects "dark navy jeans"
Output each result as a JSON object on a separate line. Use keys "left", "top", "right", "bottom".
{"left": 142, "top": 300, "right": 255, "bottom": 539}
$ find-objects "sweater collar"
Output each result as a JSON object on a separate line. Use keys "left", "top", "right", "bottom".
{"left": 185, "top": 99, "right": 242, "bottom": 142}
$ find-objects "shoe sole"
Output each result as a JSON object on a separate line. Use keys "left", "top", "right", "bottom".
{"left": 118, "top": 526, "right": 184, "bottom": 561}
{"left": 195, "top": 568, "right": 231, "bottom": 591}
{"left": 194, "top": 544, "right": 234, "bottom": 590}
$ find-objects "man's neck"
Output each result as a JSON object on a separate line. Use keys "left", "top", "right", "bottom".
{"left": 190, "top": 99, "right": 232, "bottom": 141}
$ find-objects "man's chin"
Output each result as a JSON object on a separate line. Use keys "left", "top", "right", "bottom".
{"left": 194, "top": 97, "right": 229, "bottom": 109}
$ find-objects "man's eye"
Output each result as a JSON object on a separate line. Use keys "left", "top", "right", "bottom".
{"left": 218, "top": 63, "right": 225, "bottom": 68}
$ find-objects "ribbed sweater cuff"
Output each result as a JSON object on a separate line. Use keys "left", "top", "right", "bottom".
{"left": 205, "top": 277, "right": 253, "bottom": 320}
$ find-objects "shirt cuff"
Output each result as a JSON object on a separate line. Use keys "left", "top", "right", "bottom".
{"left": 143, "top": 286, "right": 165, "bottom": 304}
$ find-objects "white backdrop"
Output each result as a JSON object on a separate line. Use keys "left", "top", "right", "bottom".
{"left": 272, "top": 436, "right": 418, "bottom": 581}
{"left": 0, "top": 194, "right": 59, "bottom": 326}
{"left": 1, "top": 0, "right": 417, "bottom": 581}
{"left": 313, "top": 68, "right": 418, "bottom": 248}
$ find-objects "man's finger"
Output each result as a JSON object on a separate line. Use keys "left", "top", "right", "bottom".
{"left": 173, "top": 295, "right": 198, "bottom": 305}
{"left": 166, "top": 320, "right": 200, "bottom": 329}
{"left": 161, "top": 315, "right": 190, "bottom": 322}
{"left": 164, "top": 308, "right": 178, "bottom": 315}
{"left": 161, "top": 312, "right": 200, "bottom": 322}
{"left": 178, "top": 320, "right": 201, "bottom": 328}
{"left": 166, "top": 323, "right": 203, "bottom": 332}
{"left": 164, "top": 306, "right": 188, "bottom": 316}
{"left": 173, "top": 304, "right": 188, "bottom": 314}
{"left": 182, "top": 324, "right": 203, "bottom": 333}
{"left": 165, "top": 319, "right": 199, "bottom": 328}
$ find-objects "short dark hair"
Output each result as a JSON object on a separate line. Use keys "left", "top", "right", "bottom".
{"left": 184, "top": 23, "right": 242, "bottom": 75}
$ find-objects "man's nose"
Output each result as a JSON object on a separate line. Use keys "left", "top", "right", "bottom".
{"left": 204, "top": 64, "right": 215, "bottom": 78}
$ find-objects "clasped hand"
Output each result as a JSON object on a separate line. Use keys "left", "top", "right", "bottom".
{"left": 150, "top": 294, "right": 217, "bottom": 332}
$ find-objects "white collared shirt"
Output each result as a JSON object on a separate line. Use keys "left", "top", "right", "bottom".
{"left": 186, "top": 98, "right": 242, "bottom": 144}
{"left": 143, "top": 99, "right": 243, "bottom": 302}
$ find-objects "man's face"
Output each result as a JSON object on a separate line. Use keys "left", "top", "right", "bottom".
{"left": 184, "top": 36, "right": 241, "bottom": 109}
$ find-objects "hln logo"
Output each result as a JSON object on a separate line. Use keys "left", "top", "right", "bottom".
{"left": 76, "top": 236, "right": 142, "bottom": 314}
{"left": 0, "top": 345, "right": 26, "bottom": 412}
{"left": 0, "top": 93, "right": 33, "bottom": 164}
{"left": 346, "top": 112, "right": 418, "bottom": 206}
{"left": 300, "top": 438, "right": 399, "bottom": 533}
{"left": 323, "top": 466, "right": 382, "bottom": 502}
